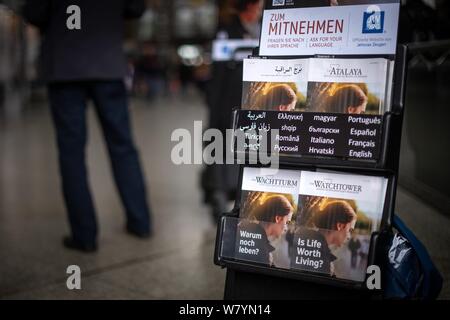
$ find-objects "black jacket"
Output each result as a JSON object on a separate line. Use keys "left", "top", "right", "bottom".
{"left": 22, "top": 0, "right": 145, "bottom": 82}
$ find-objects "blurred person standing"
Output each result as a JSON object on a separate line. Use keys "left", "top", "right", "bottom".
{"left": 217, "top": 0, "right": 263, "bottom": 39}
{"left": 22, "top": 0, "right": 153, "bottom": 252}
{"left": 348, "top": 234, "right": 361, "bottom": 269}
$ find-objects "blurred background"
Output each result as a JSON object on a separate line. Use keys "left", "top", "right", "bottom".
{"left": 0, "top": 0, "right": 449, "bottom": 299}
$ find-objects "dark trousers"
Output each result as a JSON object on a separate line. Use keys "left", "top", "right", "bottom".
{"left": 48, "top": 80, "right": 151, "bottom": 245}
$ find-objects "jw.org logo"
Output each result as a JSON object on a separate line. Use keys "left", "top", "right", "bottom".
{"left": 272, "top": 0, "right": 285, "bottom": 6}
{"left": 362, "top": 5, "right": 384, "bottom": 34}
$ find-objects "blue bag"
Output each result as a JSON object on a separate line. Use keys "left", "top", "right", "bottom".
{"left": 383, "top": 215, "right": 443, "bottom": 299}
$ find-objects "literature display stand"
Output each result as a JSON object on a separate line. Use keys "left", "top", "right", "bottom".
{"left": 214, "top": 1, "right": 406, "bottom": 299}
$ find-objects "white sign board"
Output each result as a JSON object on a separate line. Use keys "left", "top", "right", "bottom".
{"left": 259, "top": 3, "right": 400, "bottom": 56}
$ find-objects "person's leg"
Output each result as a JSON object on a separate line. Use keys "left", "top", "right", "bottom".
{"left": 89, "top": 80, "right": 152, "bottom": 235}
{"left": 48, "top": 82, "right": 97, "bottom": 247}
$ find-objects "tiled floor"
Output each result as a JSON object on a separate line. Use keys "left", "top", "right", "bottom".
{"left": 0, "top": 92, "right": 448, "bottom": 299}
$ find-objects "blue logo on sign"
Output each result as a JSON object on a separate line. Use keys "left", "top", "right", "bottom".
{"left": 272, "top": 0, "right": 285, "bottom": 6}
{"left": 222, "top": 46, "right": 231, "bottom": 55}
{"left": 362, "top": 10, "right": 384, "bottom": 34}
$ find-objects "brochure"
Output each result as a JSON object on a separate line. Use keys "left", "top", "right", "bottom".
{"left": 235, "top": 167, "right": 388, "bottom": 281}
{"left": 242, "top": 57, "right": 391, "bottom": 114}
{"left": 307, "top": 57, "right": 390, "bottom": 114}
{"left": 242, "top": 58, "right": 309, "bottom": 111}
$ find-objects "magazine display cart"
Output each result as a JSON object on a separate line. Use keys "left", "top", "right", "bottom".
{"left": 214, "top": 1, "right": 406, "bottom": 299}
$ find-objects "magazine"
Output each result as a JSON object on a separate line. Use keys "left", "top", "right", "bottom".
{"left": 307, "top": 57, "right": 390, "bottom": 114}
{"left": 235, "top": 167, "right": 388, "bottom": 281}
{"left": 242, "top": 58, "right": 309, "bottom": 111}
{"left": 237, "top": 167, "right": 301, "bottom": 269}
{"left": 242, "top": 57, "right": 391, "bottom": 114}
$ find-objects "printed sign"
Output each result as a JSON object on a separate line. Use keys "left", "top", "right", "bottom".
{"left": 259, "top": 3, "right": 400, "bottom": 56}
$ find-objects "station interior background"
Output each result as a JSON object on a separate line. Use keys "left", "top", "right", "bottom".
{"left": 0, "top": 0, "right": 449, "bottom": 299}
